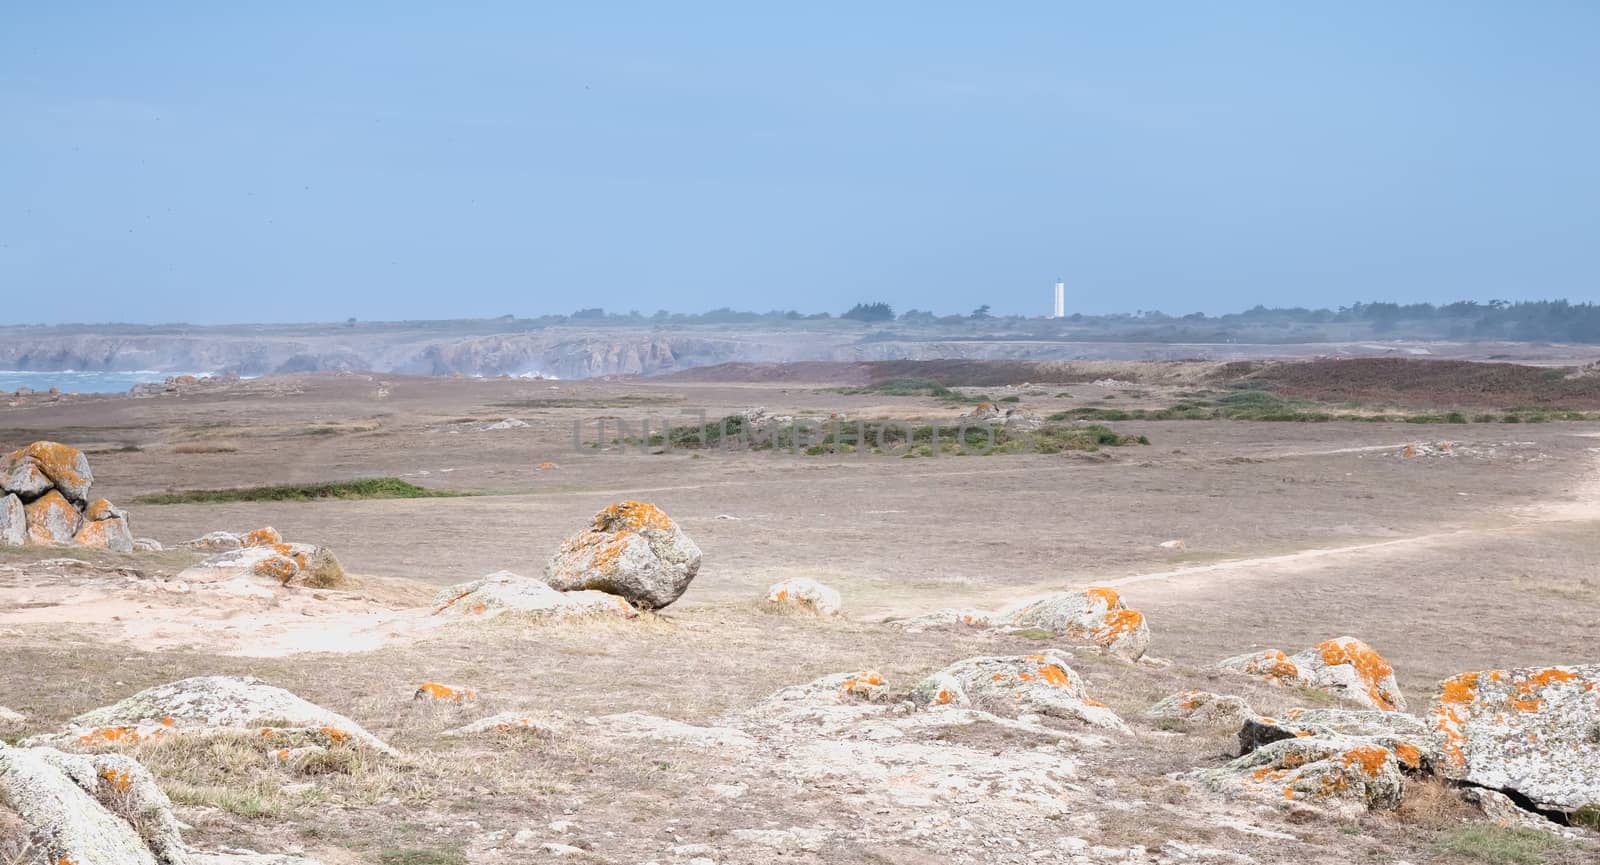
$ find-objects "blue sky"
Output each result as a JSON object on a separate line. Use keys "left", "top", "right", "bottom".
{"left": 3, "top": 3, "right": 1597, "bottom": 324}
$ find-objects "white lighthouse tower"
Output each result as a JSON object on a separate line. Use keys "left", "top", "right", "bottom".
{"left": 1052, "top": 278, "right": 1066, "bottom": 319}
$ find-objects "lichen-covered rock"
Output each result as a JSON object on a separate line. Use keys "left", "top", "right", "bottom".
{"left": 74, "top": 515, "right": 134, "bottom": 553}
{"left": 997, "top": 587, "right": 1150, "bottom": 660}
{"left": 888, "top": 608, "right": 995, "bottom": 630}
{"left": 1431, "top": 665, "right": 1600, "bottom": 816}
{"left": 0, "top": 743, "right": 160, "bottom": 865}
{"left": 23, "top": 489, "right": 81, "bottom": 545}
{"left": 442, "top": 712, "right": 557, "bottom": 738}
{"left": 240, "top": 527, "right": 282, "bottom": 548}
{"left": 758, "top": 671, "right": 890, "bottom": 708}
{"left": 0, "top": 455, "right": 51, "bottom": 499}
{"left": 766, "top": 577, "right": 842, "bottom": 616}
{"left": 1217, "top": 649, "right": 1305, "bottom": 687}
{"left": 1189, "top": 735, "right": 1405, "bottom": 813}
{"left": 1145, "top": 691, "right": 1255, "bottom": 728}
{"left": 83, "top": 498, "right": 126, "bottom": 522}
{"left": 178, "top": 531, "right": 245, "bottom": 552}
{"left": 0, "top": 707, "right": 23, "bottom": 728}
{"left": 432, "top": 571, "right": 637, "bottom": 622}
{"left": 1237, "top": 708, "right": 1436, "bottom": 769}
{"left": 1, "top": 741, "right": 316, "bottom": 865}
{"left": 909, "top": 671, "right": 968, "bottom": 708}
{"left": 414, "top": 682, "right": 477, "bottom": 704}
{"left": 912, "top": 653, "right": 1129, "bottom": 733}
{"left": 1219, "top": 637, "right": 1407, "bottom": 712}
{"left": 132, "top": 537, "right": 164, "bottom": 552}
{"left": 1461, "top": 788, "right": 1566, "bottom": 834}
{"left": 545, "top": 501, "right": 701, "bottom": 610}
{"left": 16, "top": 441, "right": 93, "bottom": 503}
{"left": 185, "top": 543, "right": 347, "bottom": 588}
{"left": 0, "top": 493, "right": 23, "bottom": 546}
{"left": 36, "top": 675, "right": 394, "bottom": 756}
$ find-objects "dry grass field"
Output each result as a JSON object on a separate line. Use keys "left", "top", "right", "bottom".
{"left": 3, "top": 362, "right": 1598, "bottom": 864}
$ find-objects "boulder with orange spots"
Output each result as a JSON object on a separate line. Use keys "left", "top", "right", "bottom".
{"left": 1236, "top": 708, "right": 1437, "bottom": 769}
{"left": 1430, "top": 664, "right": 1600, "bottom": 816}
{"left": 15, "top": 441, "right": 94, "bottom": 503}
{"left": 1189, "top": 735, "right": 1406, "bottom": 813}
{"left": 740, "top": 670, "right": 893, "bottom": 727}
{"left": 23, "top": 489, "right": 81, "bottom": 546}
{"left": 545, "top": 501, "right": 702, "bottom": 610}
{"left": 0, "top": 494, "right": 23, "bottom": 546}
{"left": 1145, "top": 691, "right": 1255, "bottom": 728}
{"left": 73, "top": 500, "right": 133, "bottom": 553}
{"left": 34, "top": 675, "right": 395, "bottom": 756}
{"left": 765, "top": 577, "right": 842, "bottom": 616}
{"left": 0, "top": 743, "right": 167, "bottom": 865}
{"left": 997, "top": 587, "right": 1151, "bottom": 660}
{"left": 913, "top": 652, "right": 1130, "bottom": 733}
{"left": 0, "top": 453, "right": 51, "bottom": 499}
{"left": 240, "top": 526, "right": 283, "bottom": 548}
{"left": 431, "top": 570, "right": 638, "bottom": 622}
{"left": 1219, "top": 637, "right": 1407, "bottom": 712}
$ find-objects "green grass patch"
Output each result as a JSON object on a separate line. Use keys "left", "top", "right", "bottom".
{"left": 1434, "top": 825, "right": 1568, "bottom": 864}
{"left": 630, "top": 416, "right": 1145, "bottom": 456}
{"left": 834, "top": 378, "right": 960, "bottom": 398}
{"left": 135, "top": 477, "right": 473, "bottom": 505}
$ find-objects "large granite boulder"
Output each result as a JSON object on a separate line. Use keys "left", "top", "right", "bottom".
{"left": 0, "top": 454, "right": 52, "bottom": 499}
{"left": 1431, "top": 665, "right": 1600, "bottom": 817}
{"left": 23, "top": 490, "right": 81, "bottom": 546}
{"left": 545, "top": 501, "right": 702, "bottom": 610}
{"left": 13, "top": 441, "right": 93, "bottom": 503}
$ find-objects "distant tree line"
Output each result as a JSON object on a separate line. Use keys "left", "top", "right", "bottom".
{"left": 496, "top": 299, "right": 1600, "bottom": 344}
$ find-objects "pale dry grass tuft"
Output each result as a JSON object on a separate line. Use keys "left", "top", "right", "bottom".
{"left": 1390, "top": 776, "right": 1480, "bottom": 831}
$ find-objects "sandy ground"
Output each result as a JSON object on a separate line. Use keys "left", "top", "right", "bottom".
{"left": 3, "top": 371, "right": 1598, "bottom": 864}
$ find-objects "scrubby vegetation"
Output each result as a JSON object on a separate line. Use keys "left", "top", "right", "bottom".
{"left": 1434, "top": 825, "right": 1571, "bottom": 864}
{"left": 136, "top": 477, "right": 471, "bottom": 505}
{"left": 833, "top": 378, "right": 960, "bottom": 398}
{"left": 1051, "top": 388, "right": 1597, "bottom": 425}
{"left": 628, "top": 415, "right": 1146, "bottom": 456}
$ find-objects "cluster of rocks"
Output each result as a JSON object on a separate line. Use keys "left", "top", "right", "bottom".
{"left": 1, "top": 441, "right": 136, "bottom": 552}
{"left": 1178, "top": 641, "right": 1599, "bottom": 829}
{"left": 176, "top": 527, "right": 347, "bottom": 589}
{"left": 3, "top": 676, "right": 381, "bottom": 864}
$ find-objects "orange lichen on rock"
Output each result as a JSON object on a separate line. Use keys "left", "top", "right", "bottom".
{"left": 841, "top": 672, "right": 885, "bottom": 695}
{"left": 251, "top": 553, "right": 300, "bottom": 585}
{"left": 21, "top": 441, "right": 92, "bottom": 498}
{"left": 319, "top": 727, "right": 351, "bottom": 743}
{"left": 1393, "top": 743, "right": 1422, "bottom": 769}
{"left": 537, "top": 462, "right": 558, "bottom": 471}
{"left": 595, "top": 500, "right": 675, "bottom": 533}
{"left": 241, "top": 527, "right": 283, "bottom": 548}
{"left": 1317, "top": 638, "right": 1401, "bottom": 711}
{"left": 1341, "top": 745, "right": 1392, "bottom": 778}
{"left": 1099, "top": 608, "right": 1145, "bottom": 640}
{"left": 99, "top": 767, "right": 133, "bottom": 791}
{"left": 415, "top": 682, "right": 478, "bottom": 703}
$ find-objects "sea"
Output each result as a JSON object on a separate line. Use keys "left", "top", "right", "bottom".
{"left": 0, "top": 370, "right": 199, "bottom": 395}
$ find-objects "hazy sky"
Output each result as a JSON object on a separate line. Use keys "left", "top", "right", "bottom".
{"left": 3, "top": 3, "right": 1598, "bottom": 324}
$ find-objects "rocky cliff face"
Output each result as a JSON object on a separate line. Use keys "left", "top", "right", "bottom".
{"left": 0, "top": 325, "right": 1155, "bottom": 380}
